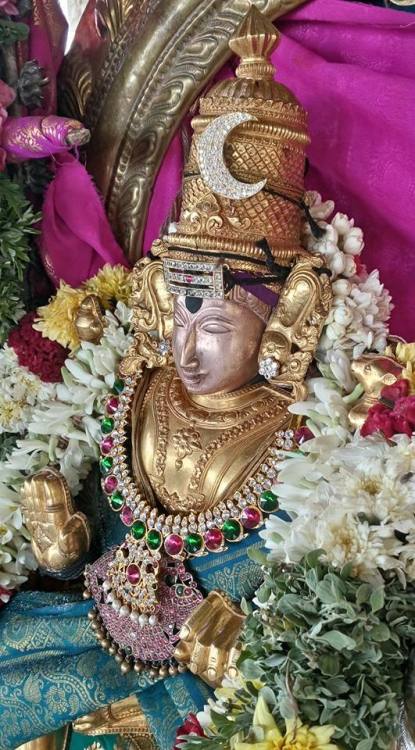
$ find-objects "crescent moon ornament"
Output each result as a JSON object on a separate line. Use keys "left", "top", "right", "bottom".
{"left": 196, "top": 112, "right": 267, "bottom": 200}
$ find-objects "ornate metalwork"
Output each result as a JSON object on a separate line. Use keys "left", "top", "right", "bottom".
{"left": 59, "top": 0, "right": 307, "bottom": 262}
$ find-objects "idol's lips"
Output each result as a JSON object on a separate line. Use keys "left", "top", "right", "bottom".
{"left": 180, "top": 369, "right": 206, "bottom": 383}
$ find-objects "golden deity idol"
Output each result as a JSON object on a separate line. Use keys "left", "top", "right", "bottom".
{"left": 23, "top": 7, "right": 331, "bottom": 745}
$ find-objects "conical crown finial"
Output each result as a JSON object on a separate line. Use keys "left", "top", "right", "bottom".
{"left": 229, "top": 5, "right": 280, "bottom": 80}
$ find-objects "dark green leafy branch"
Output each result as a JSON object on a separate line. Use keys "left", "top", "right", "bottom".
{"left": 183, "top": 552, "right": 415, "bottom": 750}
{"left": 0, "top": 173, "right": 40, "bottom": 344}
{"left": 0, "top": 18, "right": 29, "bottom": 46}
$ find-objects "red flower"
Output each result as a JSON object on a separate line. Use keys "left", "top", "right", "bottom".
{"left": 361, "top": 379, "right": 415, "bottom": 439}
{"left": 174, "top": 714, "right": 205, "bottom": 750}
{"left": 295, "top": 426, "right": 314, "bottom": 445}
{"left": 8, "top": 312, "right": 69, "bottom": 382}
{"left": 380, "top": 379, "right": 410, "bottom": 403}
{"left": 361, "top": 402, "right": 396, "bottom": 439}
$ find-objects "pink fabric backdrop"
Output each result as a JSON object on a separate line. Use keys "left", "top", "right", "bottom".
{"left": 144, "top": 0, "right": 415, "bottom": 340}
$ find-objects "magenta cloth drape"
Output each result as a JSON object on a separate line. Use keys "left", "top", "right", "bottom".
{"left": 143, "top": 0, "right": 415, "bottom": 339}
{"left": 39, "top": 153, "right": 128, "bottom": 286}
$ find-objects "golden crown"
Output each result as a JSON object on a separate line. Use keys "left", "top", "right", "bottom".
{"left": 153, "top": 5, "right": 311, "bottom": 299}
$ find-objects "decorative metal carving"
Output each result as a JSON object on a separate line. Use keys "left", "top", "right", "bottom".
{"left": 59, "top": 0, "right": 307, "bottom": 262}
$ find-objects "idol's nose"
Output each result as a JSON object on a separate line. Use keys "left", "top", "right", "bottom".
{"left": 180, "top": 325, "right": 198, "bottom": 368}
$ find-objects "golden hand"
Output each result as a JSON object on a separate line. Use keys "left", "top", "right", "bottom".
{"left": 73, "top": 696, "right": 152, "bottom": 739}
{"left": 74, "top": 294, "right": 106, "bottom": 344}
{"left": 22, "top": 468, "right": 91, "bottom": 574}
{"left": 348, "top": 354, "right": 403, "bottom": 430}
{"left": 174, "top": 590, "right": 245, "bottom": 687}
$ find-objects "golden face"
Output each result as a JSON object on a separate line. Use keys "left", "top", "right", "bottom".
{"left": 172, "top": 295, "right": 265, "bottom": 395}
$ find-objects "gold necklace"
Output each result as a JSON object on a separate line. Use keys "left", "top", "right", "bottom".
{"left": 99, "top": 367, "right": 295, "bottom": 560}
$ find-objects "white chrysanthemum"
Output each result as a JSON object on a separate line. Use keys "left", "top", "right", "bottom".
{"left": 0, "top": 345, "right": 55, "bottom": 435}
{"left": 261, "top": 434, "right": 415, "bottom": 584}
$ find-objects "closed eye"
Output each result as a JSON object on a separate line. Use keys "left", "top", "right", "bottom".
{"left": 199, "top": 318, "right": 235, "bottom": 334}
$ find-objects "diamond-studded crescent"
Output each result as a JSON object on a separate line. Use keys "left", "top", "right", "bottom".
{"left": 195, "top": 112, "right": 267, "bottom": 200}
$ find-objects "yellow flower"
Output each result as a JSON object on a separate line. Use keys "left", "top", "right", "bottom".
{"left": 395, "top": 342, "right": 415, "bottom": 366}
{"left": 84, "top": 264, "right": 132, "bottom": 308}
{"left": 34, "top": 265, "right": 132, "bottom": 352}
{"left": 234, "top": 696, "right": 339, "bottom": 750}
{"left": 34, "top": 283, "right": 88, "bottom": 350}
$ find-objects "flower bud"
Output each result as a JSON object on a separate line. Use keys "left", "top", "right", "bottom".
{"left": 343, "top": 227, "right": 364, "bottom": 255}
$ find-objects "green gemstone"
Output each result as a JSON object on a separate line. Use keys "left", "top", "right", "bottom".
{"left": 131, "top": 520, "right": 146, "bottom": 540}
{"left": 100, "top": 456, "right": 113, "bottom": 474}
{"left": 259, "top": 490, "right": 279, "bottom": 513}
{"left": 176, "top": 584, "right": 184, "bottom": 596}
{"left": 110, "top": 491, "right": 124, "bottom": 511}
{"left": 222, "top": 518, "right": 242, "bottom": 542}
{"left": 113, "top": 378, "right": 125, "bottom": 395}
{"left": 146, "top": 529, "right": 162, "bottom": 550}
{"left": 101, "top": 416, "right": 114, "bottom": 434}
{"left": 184, "top": 532, "right": 204, "bottom": 555}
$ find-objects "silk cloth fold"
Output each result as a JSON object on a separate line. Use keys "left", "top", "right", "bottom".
{"left": 0, "top": 528, "right": 263, "bottom": 750}
{"left": 144, "top": 0, "right": 415, "bottom": 340}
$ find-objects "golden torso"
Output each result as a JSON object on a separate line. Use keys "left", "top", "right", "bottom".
{"left": 132, "top": 366, "right": 295, "bottom": 514}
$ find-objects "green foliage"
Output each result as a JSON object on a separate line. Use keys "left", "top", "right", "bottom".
{"left": 0, "top": 174, "right": 40, "bottom": 344}
{"left": 237, "top": 554, "right": 415, "bottom": 749}
{"left": 184, "top": 554, "right": 415, "bottom": 750}
{"left": 0, "top": 432, "right": 18, "bottom": 461}
{"left": 0, "top": 19, "right": 29, "bottom": 46}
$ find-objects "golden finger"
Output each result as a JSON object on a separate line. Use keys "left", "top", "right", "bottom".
{"left": 205, "top": 645, "right": 227, "bottom": 686}
{"left": 173, "top": 638, "right": 192, "bottom": 665}
{"left": 188, "top": 640, "right": 208, "bottom": 676}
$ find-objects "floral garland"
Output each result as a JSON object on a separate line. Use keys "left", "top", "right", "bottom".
{"left": 175, "top": 197, "right": 415, "bottom": 750}
{"left": 0, "top": 266, "right": 132, "bottom": 601}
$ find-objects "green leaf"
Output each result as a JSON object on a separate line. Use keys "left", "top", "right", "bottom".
{"left": 356, "top": 740, "right": 374, "bottom": 750}
{"left": 318, "top": 630, "right": 356, "bottom": 651}
{"left": 370, "top": 624, "right": 390, "bottom": 642}
{"left": 318, "top": 653, "right": 340, "bottom": 676}
{"left": 325, "top": 677, "right": 350, "bottom": 695}
{"left": 248, "top": 547, "right": 267, "bottom": 565}
{"left": 370, "top": 587, "right": 385, "bottom": 613}
{"left": 241, "top": 659, "right": 263, "bottom": 680}
{"left": 357, "top": 584, "right": 372, "bottom": 606}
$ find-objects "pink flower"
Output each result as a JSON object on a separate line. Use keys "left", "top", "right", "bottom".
{"left": 0, "top": 1, "right": 19, "bottom": 15}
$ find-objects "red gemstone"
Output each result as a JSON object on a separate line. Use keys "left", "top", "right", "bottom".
{"left": 121, "top": 506, "right": 134, "bottom": 526}
{"left": 164, "top": 534, "right": 184, "bottom": 557}
{"left": 104, "top": 475, "right": 118, "bottom": 493}
{"left": 241, "top": 506, "right": 262, "bottom": 530}
{"left": 100, "top": 436, "right": 114, "bottom": 455}
{"left": 126, "top": 563, "right": 140, "bottom": 585}
{"left": 204, "top": 527, "right": 224, "bottom": 551}
{"left": 107, "top": 396, "right": 119, "bottom": 415}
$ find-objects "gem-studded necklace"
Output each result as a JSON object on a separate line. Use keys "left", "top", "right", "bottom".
{"left": 99, "top": 368, "right": 295, "bottom": 560}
